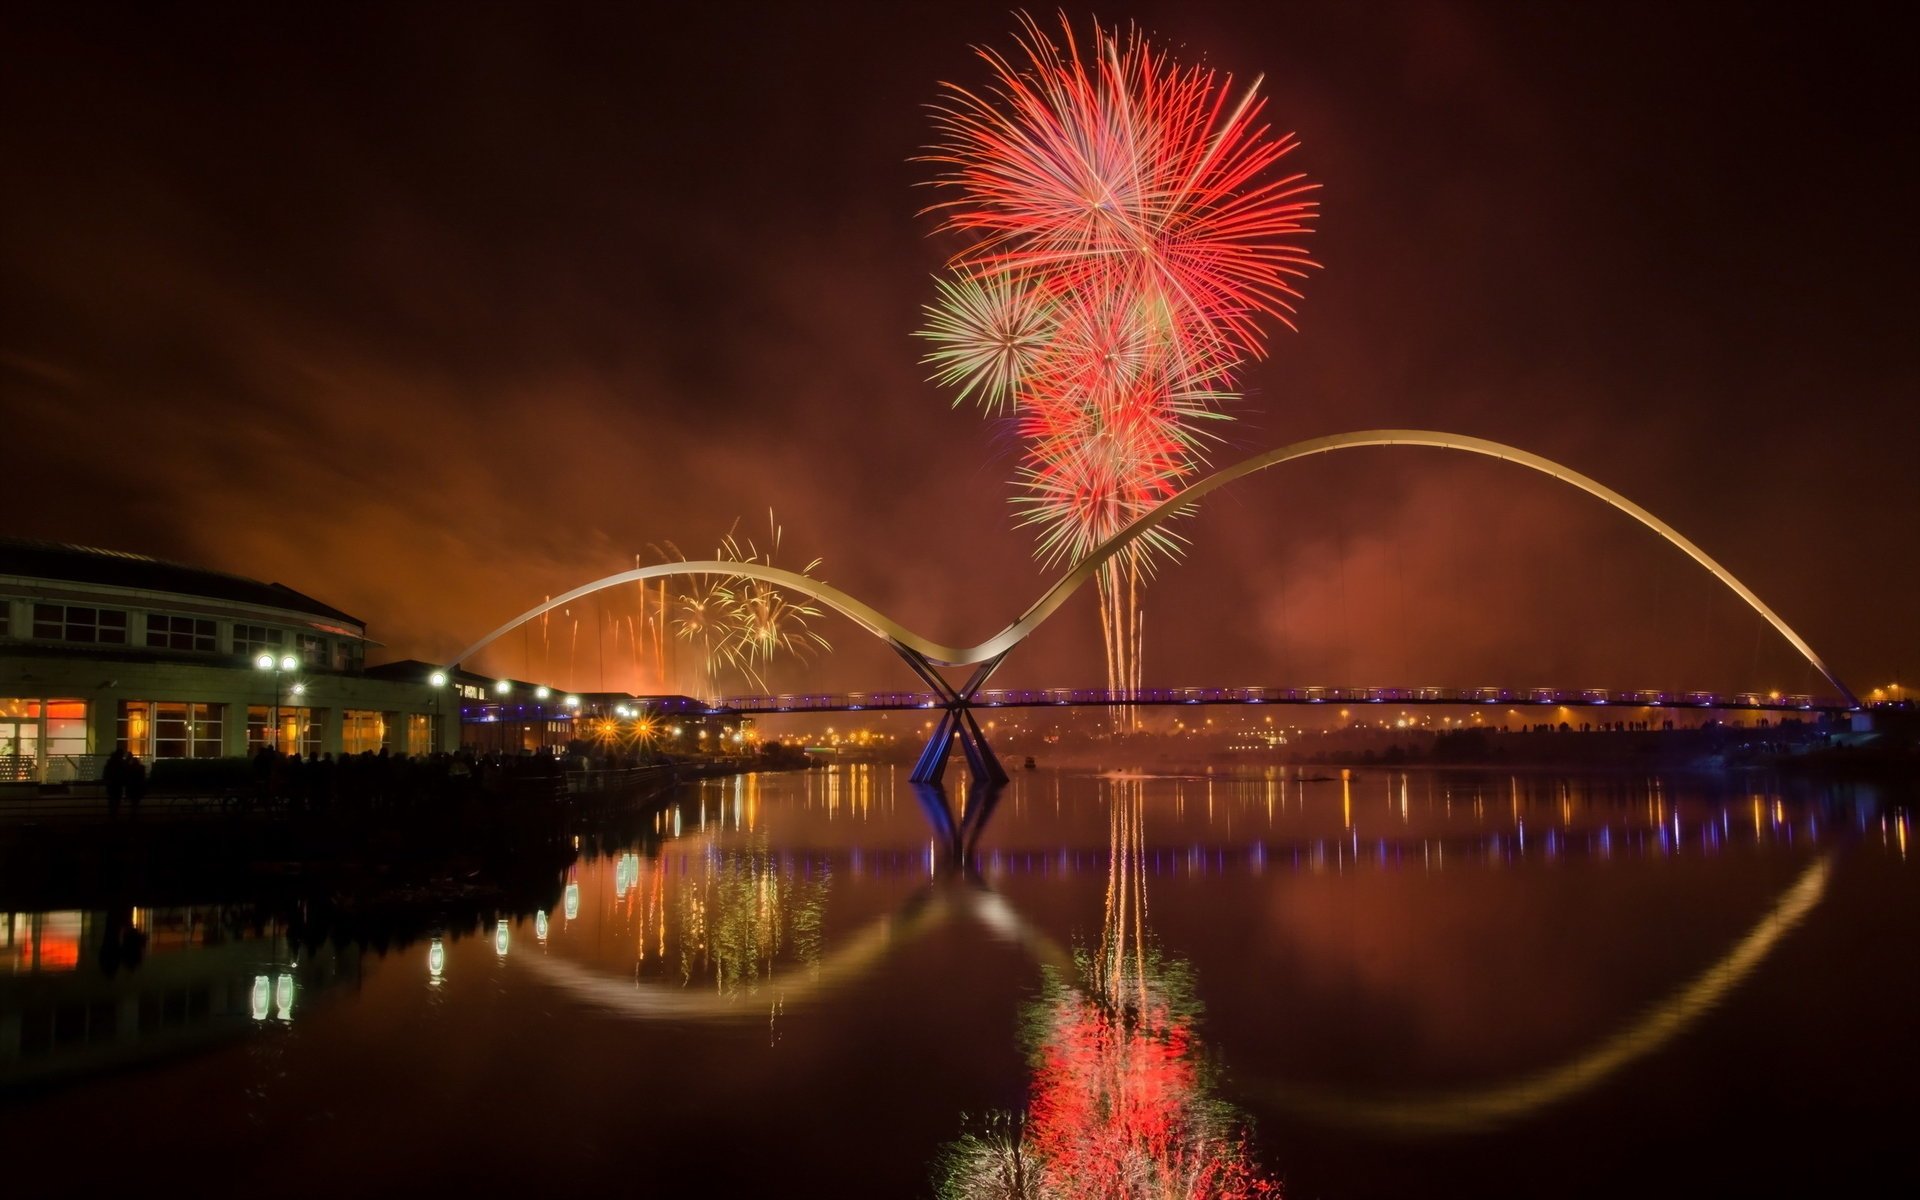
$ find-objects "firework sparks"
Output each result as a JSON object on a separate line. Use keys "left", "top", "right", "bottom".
{"left": 920, "top": 13, "right": 1317, "bottom": 724}
{"left": 655, "top": 513, "right": 831, "bottom": 699}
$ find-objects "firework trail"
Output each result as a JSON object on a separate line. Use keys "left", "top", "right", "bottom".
{"left": 652, "top": 513, "right": 831, "bottom": 700}
{"left": 920, "top": 12, "right": 1317, "bottom": 725}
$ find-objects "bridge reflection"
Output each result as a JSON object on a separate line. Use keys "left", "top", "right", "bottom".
{"left": 516, "top": 767, "right": 1878, "bottom": 1146}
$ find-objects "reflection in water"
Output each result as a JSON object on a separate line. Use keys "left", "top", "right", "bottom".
{"left": 1257, "top": 850, "right": 1835, "bottom": 1134}
{"left": 673, "top": 843, "right": 829, "bottom": 993}
{"left": 938, "top": 781, "right": 1280, "bottom": 1199}
{"left": 3, "top": 904, "right": 351, "bottom": 1090}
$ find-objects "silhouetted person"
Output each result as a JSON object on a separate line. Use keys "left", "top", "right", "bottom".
{"left": 104, "top": 748, "right": 126, "bottom": 818}
{"left": 126, "top": 756, "right": 146, "bottom": 812}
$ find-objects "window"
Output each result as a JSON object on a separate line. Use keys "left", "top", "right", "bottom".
{"left": 297, "top": 633, "right": 326, "bottom": 666}
{"left": 146, "top": 613, "right": 217, "bottom": 653}
{"left": 342, "top": 710, "right": 386, "bottom": 755}
{"left": 406, "top": 713, "right": 435, "bottom": 756}
{"left": 123, "top": 702, "right": 223, "bottom": 759}
{"left": 246, "top": 706, "right": 323, "bottom": 757}
{"left": 117, "top": 701, "right": 150, "bottom": 758}
{"left": 333, "top": 640, "right": 365, "bottom": 671}
{"left": 0, "top": 603, "right": 10, "bottom": 637}
{"left": 234, "top": 625, "right": 281, "bottom": 660}
{"left": 32, "top": 603, "right": 128, "bottom": 645}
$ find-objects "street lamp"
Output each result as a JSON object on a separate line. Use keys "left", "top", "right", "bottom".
{"left": 427, "top": 670, "right": 449, "bottom": 753}
{"left": 255, "top": 652, "right": 300, "bottom": 751}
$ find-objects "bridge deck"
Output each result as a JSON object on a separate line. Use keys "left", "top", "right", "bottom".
{"left": 713, "top": 686, "right": 1841, "bottom": 715}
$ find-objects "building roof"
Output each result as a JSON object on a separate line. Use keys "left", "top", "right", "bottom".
{"left": 0, "top": 537, "right": 364, "bottom": 627}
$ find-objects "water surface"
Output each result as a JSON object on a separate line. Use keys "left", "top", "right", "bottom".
{"left": 4, "top": 764, "right": 1915, "bottom": 1197}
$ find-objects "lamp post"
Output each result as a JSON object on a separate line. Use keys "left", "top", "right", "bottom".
{"left": 428, "top": 670, "right": 448, "bottom": 753}
{"left": 255, "top": 652, "right": 300, "bottom": 751}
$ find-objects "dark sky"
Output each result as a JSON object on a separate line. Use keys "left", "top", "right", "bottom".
{"left": 3, "top": 1, "right": 1913, "bottom": 700}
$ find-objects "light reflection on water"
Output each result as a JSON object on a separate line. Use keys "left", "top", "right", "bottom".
{"left": 2, "top": 764, "right": 1916, "bottom": 1197}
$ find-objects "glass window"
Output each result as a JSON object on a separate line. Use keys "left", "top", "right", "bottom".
{"left": 145, "top": 613, "right": 217, "bottom": 653}
{"left": 247, "top": 706, "right": 323, "bottom": 756}
{"left": 140, "top": 702, "right": 223, "bottom": 760}
{"left": 297, "top": 633, "right": 326, "bottom": 666}
{"left": 234, "top": 625, "right": 282, "bottom": 660}
{"left": 342, "top": 710, "right": 386, "bottom": 755}
{"left": 333, "top": 640, "right": 365, "bottom": 671}
{"left": 43, "top": 700, "right": 87, "bottom": 758}
{"left": 33, "top": 603, "right": 128, "bottom": 645}
{"left": 117, "top": 701, "right": 150, "bottom": 758}
{"left": 406, "top": 713, "right": 435, "bottom": 756}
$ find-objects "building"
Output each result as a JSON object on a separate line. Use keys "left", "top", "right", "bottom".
{"left": 0, "top": 537, "right": 456, "bottom": 783}
{"left": 366, "top": 662, "right": 746, "bottom": 755}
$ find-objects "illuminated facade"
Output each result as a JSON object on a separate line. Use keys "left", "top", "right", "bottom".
{"left": 0, "top": 537, "right": 455, "bottom": 782}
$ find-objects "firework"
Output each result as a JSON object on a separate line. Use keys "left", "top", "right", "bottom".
{"left": 657, "top": 513, "right": 831, "bottom": 699}
{"left": 920, "top": 13, "right": 1317, "bottom": 723}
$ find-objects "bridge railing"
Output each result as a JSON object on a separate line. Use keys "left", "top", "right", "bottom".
{"left": 714, "top": 686, "right": 1837, "bottom": 713}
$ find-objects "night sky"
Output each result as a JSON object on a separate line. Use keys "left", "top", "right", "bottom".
{"left": 3, "top": 2, "right": 1913, "bottom": 700}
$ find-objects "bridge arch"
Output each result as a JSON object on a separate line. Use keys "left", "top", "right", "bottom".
{"left": 450, "top": 430, "right": 1856, "bottom": 707}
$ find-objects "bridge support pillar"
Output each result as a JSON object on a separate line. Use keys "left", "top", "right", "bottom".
{"left": 896, "top": 646, "right": 1010, "bottom": 787}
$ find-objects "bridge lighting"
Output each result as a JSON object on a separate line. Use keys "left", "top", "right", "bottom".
{"left": 428, "top": 670, "right": 447, "bottom": 688}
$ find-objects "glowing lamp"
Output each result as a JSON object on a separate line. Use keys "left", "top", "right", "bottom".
{"left": 251, "top": 976, "right": 271, "bottom": 1021}
{"left": 494, "top": 919, "right": 510, "bottom": 958}
{"left": 275, "top": 973, "right": 294, "bottom": 1020}
{"left": 428, "top": 670, "right": 447, "bottom": 687}
{"left": 564, "top": 882, "right": 580, "bottom": 921}
{"left": 535, "top": 911, "right": 549, "bottom": 943}
{"left": 280, "top": 654, "right": 298, "bottom": 672}
{"left": 255, "top": 653, "right": 275, "bottom": 671}
{"left": 428, "top": 938, "right": 446, "bottom": 979}
{"left": 564, "top": 695, "right": 580, "bottom": 708}
{"left": 494, "top": 679, "right": 511, "bottom": 695}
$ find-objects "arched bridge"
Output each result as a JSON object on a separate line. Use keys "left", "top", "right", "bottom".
{"left": 452, "top": 430, "right": 1860, "bottom": 784}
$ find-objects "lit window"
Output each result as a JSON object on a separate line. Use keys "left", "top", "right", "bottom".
{"left": 342, "top": 710, "right": 387, "bottom": 754}
{"left": 247, "top": 705, "right": 323, "bottom": 756}
{"left": 297, "top": 634, "right": 326, "bottom": 666}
